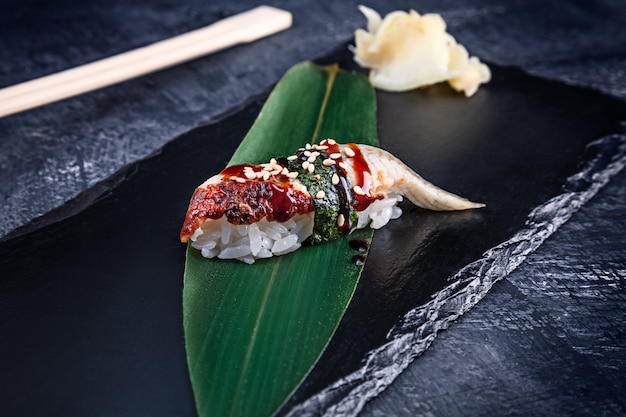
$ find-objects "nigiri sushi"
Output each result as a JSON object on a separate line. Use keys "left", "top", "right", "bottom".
{"left": 180, "top": 139, "right": 484, "bottom": 264}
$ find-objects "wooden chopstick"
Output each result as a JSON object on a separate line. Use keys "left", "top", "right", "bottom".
{"left": 0, "top": 6, "right": 292, "bottom": 118}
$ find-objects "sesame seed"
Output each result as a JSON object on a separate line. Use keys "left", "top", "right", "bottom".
{"left": 330, "top": 153, "right": 342, "bottom": 159}
{"left": 263, "top": 165, "right": 273, "bottom": 171}
{"left": 304, "top": 150, "right": 311, "bottom": 157}
{"left": 332, "top": 173, "right": 339, "bottom": 185}
{"left": 302, "top": 161, "right": 310, "bottom": 170}
{"left": 326, "top": 139, "right": 337, "bottom": 145}
{"left": 315, "top": 190, "right": 325, "bottom": 199}
{"left": 311, "top": 151, "right": 320, "bottom": 157}
{"left": 307, "top": 163, "right": 315, "bottom": 174}
{"left": 281, "top": 167, "right": 289, "bottom": 175}
{"left": 256, "top": 171, "right": 264, "bottom": 179}
{"left": 270, "top": 158, "right": 277, "bottom": 165}
{"left": 337, "top": 214, "right": 345, "bottom": 227}
{"left": 307, "top": 155, "right": 317, "bottom": 163}
{"left": 322, "top": 158, "right": 335, "bottom": 166}
{"left": 271, "top": 168, "right": 281, "bottom": 176}
{"left": 287, "top": 171, "right": 299, "bottom": 178}
{"left": 314, "top": 174, "right": 321, "bottom": 180}
{"left": 236, "top": 177, "right": 246, "bottom": 183}
{"left": 353, "top": 185, "right": 365, "bottom": 195}
{"left": 338, "top": 161, "right": 349, "bottom": 171}
{"left": 344, "top": 147, "right": 356, "bottom": 157}
{"left": 244, "top": 171, "right": 257, "bottom": 180}
{"left": 287, "top": 155, "right": 298, "bottom": 161}
{"left": 305, "top": 143, "right": 312, "bottom": 149}
{"left": 263, "top": 171, "right": 270, "bottom": 181}
{"left": 317, "top": 145, "right": 329, "bottom": 150}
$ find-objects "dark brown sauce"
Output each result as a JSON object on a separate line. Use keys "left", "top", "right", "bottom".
{"left": 320, "top": 140, "right": 354, "bottom": 234}
{"left": 349, "top": 237, "right": 370, "bottom": 252}
{"left": 220, "top": 164, "right": 253, "bottom": 177}
{"left": 334, "top": 168, "right": 352, "bottom": 234}
{"left": 346, "top": 144, "right": 369, "bottom": 188}
{"left": 352, "top": 254, "right": 367, "bottom": 266}
{"left": 267, "top": 182, "right": 301, "bottom": 222}
{"left": 346, "top": 143, "right": 376, "bottom": 212}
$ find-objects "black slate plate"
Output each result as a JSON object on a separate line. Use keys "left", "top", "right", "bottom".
{"left": 1, "top": 62, "right": 626, "bottom": 417}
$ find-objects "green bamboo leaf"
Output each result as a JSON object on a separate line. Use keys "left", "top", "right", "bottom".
{"left": 183, "top": 61, "right": 378, "bottom": 417}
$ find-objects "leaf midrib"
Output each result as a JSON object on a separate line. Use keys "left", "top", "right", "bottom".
{"left": 310, "top": 64, "right": 338, "bottom": 145}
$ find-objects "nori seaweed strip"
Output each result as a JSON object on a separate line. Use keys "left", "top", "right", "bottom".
{"left": 284, "top": 149, "right": 355, "bottom": 245}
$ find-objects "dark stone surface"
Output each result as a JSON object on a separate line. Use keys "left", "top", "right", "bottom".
{"left": 362, "top": 166, "right": 626, "bottom": 417}
{"left": 1, "top": 0, "right": 625, "bottom": 416}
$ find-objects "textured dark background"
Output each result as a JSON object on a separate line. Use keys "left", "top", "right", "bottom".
{"left": 1, "top": 0, "right": 625, "bottom": 416}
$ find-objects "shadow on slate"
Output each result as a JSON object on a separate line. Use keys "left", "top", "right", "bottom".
{"left": 1, "top": 58, "right": 626, "bottom": 417}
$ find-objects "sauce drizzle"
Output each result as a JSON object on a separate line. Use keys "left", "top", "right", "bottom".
{"left": 321, "top": 139, "right": 378, "bottom": 213}
{"left": 352, "top": 254, "right": 367, "bottom": 266}
{"left": 349, "top": 237, "right": 371, "bottom": 252}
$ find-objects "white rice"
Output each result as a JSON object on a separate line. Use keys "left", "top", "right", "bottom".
{"left": 190, "top": 194, "right": 403, "bottom": 263}
{"left": 357, "top": 193, "right": 403, "bottom": 229}
{"left": 190, "top": 213, "right": 314, "bottom": 264}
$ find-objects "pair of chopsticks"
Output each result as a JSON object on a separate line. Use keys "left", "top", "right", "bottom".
{"left": 0, "top": 6, "right": 292, "bottom": 119}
